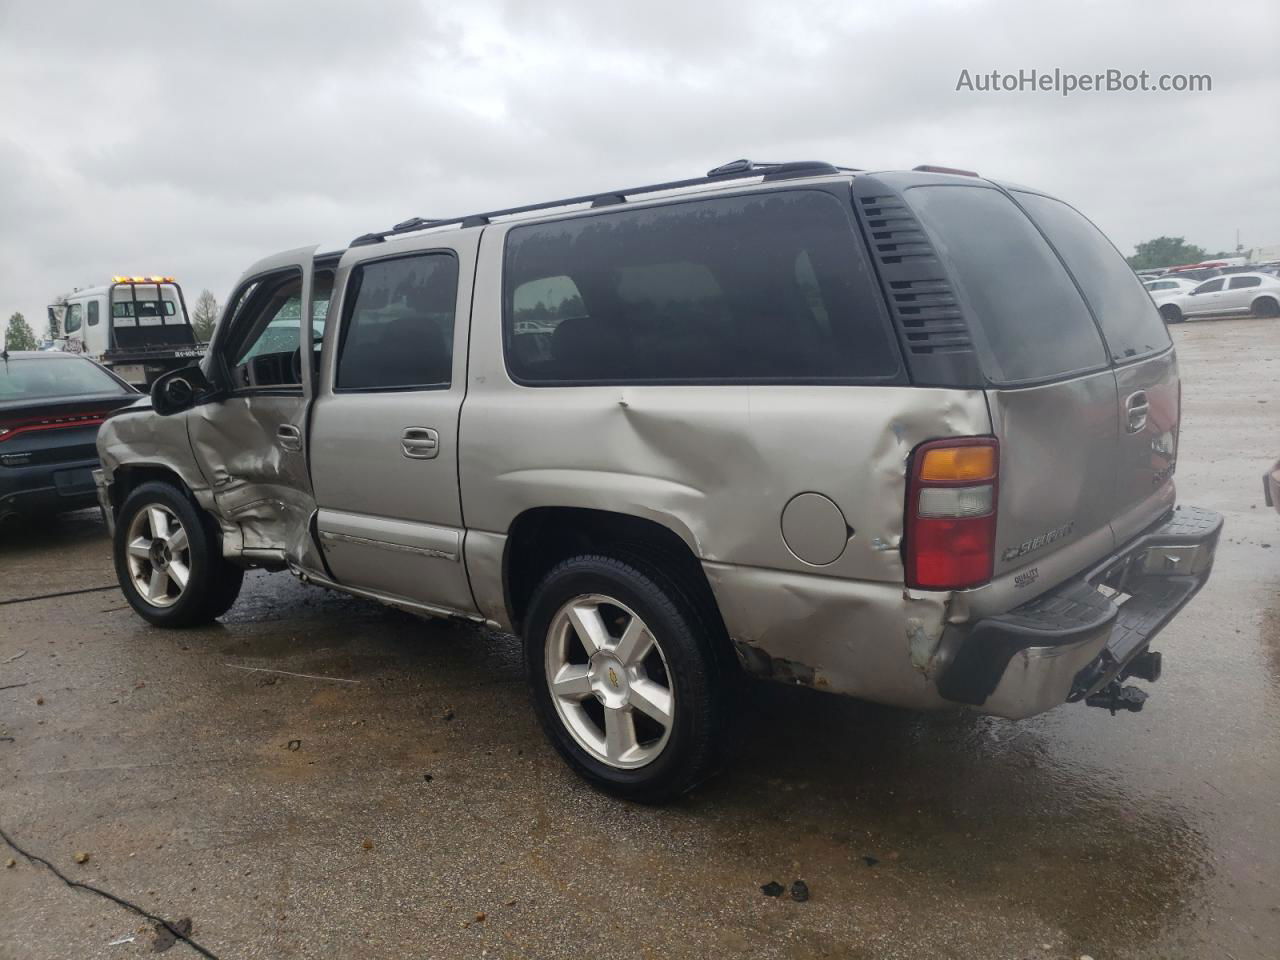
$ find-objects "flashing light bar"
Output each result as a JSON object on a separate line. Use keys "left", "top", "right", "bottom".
{"left": 112, "top": 275, "right": 176, "bottom": 284}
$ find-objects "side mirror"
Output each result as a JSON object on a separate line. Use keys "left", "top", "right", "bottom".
{"left": 150, "top": 364, "right": 213, "bottom": 416}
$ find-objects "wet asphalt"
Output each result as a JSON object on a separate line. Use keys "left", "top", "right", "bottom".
{"left": 1, "top": 316, "right": 1278, "bottom": 960}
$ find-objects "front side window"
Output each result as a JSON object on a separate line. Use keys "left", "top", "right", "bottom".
{"left": 1194, "top": 279, "right": 1224, "bottom": 294}
{"left": 337, "top": 253, "right": 458, "bottom": 390}
{"left": 224, "top": 272, "right": 305, "bottom": 389}
{"left": 503, "top": 190, "right": 900, "bottom": 384}
{"left": 905, "top": 185, "right": 1107, "bottom": 384}
{"left": 1228, "top": 276, "right": 1261, "bottom": 289}
{"left": 1015, "top": 192, "right": 1169, "bottom": 362}
{"left": 64, "top": 303, "right": 82, "bottom": 334}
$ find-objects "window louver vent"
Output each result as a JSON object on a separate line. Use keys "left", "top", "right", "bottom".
{"left": 858, "top": 195, "right": 971, "bottom": 355}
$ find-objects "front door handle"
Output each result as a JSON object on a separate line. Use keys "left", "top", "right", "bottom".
{"left": 1125, "top": 391, "right": 1149, "bottom": 434}
{"left": 276, "top": 424, "right": 303, "bottom": 452}
{"left": 402, "top": 427, "right": 440, "bottom": 460}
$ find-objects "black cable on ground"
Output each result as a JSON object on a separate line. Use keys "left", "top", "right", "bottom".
{"left": 0, "top": 584, "right": 119, "bottom": 606}
{"left": 0, "top": 825, "right": 222, "bottom": 959}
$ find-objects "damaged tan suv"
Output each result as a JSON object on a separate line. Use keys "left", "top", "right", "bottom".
{"left": 96, "top": 160, "right": 1222, "bottom": 800}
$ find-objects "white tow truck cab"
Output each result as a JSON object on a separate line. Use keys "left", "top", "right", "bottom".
{"left": 49, "top": 276, "right": 205, "bottom": 387}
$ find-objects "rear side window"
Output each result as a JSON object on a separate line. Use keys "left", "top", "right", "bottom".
{"left": 1015, "top": 192, "right": 1170, "bottom": 362}
{"left": 337, "top": 253, "right": 458, "bottom": 390}
{"left": 1228, "top": 276, "right": 1261, "bottom": 289}
{"left": 503, "top": 190, "right": 900, "bottom": 384}
{"left": 905, "top": 185, "right": 1107, "bottom": 385}
{"left": 87, "top": 301, "right": 100, "bottom": 326}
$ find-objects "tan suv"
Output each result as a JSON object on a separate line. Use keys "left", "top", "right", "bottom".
{"left": 96, "top": 160, "right": 1222, "bottom": 800}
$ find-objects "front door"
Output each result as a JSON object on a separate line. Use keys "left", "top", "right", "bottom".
{"left": 308, "top": 234, "right": 478, "bottom": 616}
{"left": 188, "top": 247, "right": 324, "bottom": 569}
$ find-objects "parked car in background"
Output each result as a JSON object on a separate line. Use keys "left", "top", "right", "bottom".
{"left": 1, "top": 351, "right": 138, "bottom": 526}
{"left": 1143, "top": 277, "right": 1198, "bottom": 295}
{"left": 49, "top": 277, "right": 206, "bottom": 388}
{"left": 96, "top": 160, "right": 1221, "bottom": 801}
{"left": 1159, "top": 272, "right": 1280, "bottom": 323}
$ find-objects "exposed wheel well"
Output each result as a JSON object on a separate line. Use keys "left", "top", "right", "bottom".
{"left": 109, "top": 465, "right": 190, "bottom": 512}
{"left": 504, "top": 507, "right": 726, "bottom": 639}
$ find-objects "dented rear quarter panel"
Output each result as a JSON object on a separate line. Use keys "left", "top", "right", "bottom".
{"left": 460, "top": 221, "right": 993, "bottom": 706}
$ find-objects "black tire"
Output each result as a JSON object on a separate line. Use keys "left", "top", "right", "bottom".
{"left": 113, "top": 481, "right": 244, "bottom": 627}
{"left": 1160, "top": 303, "right": 1184, "bottom": 324}
{"left": 1251, "top": 296, "right": 1279, "bottom": 318}
{"left": 523, "top": 553, "right": 730, "bottom": 803}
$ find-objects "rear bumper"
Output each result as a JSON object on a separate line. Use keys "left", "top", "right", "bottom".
{"left": 939, "top": 505, "right": 1223, "bottom": 718}
{"left": 0, "top": 458, "right": 102, "bottom": 520}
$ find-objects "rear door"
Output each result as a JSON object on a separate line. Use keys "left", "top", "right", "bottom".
{"left": 1012, "top": 191, "right": 1178, "bottom": 546}
{"left": 901, "top": 183, "right": 1121, "bottom": 582}
{"left": 307, "top": 233, "right": 478, "bottom": 616}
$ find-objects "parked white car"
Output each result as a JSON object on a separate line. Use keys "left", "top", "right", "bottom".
{"left": 1157, "top": 272, "right": 1280, "bottom": 323}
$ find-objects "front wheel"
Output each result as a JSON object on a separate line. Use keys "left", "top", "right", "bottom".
{"left": 523, "top": 554, "right": 728, "bottom": 802}
{"left": 1160, "top": 303, "right": 1184, "bottom": 324}
{"left": 113, "top": 481, "right": 244, "bottom": 627}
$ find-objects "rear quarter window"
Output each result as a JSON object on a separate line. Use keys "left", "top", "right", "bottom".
{"left": 502, "top": 189, "right": 902, "bottom": 385}
{"left": 904, "top": 185, "right": 1108, "bottom": 385}
{"left": 1014, "top": 192, "right": 1170, "bottom": 362}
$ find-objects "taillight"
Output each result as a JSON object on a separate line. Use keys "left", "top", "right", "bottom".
{"left": 905, "top": 437, "right": 999, "bottom": 590}
{"left": 0, "top": 411, "right": 109, "bottom": 444}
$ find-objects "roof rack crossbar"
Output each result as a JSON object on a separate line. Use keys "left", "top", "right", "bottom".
{"left": 349, "top": 159, "right": 847, "bottom": 247}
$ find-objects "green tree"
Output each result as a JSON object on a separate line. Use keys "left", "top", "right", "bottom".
{"left": 5, "top": 312, "right": 37, "bottom": 351}
{"left": 191, "top": 289, "right": 219, "bottom": 343}
{"left": 1126, "top": 237, "right": 1208, "bottom": 271}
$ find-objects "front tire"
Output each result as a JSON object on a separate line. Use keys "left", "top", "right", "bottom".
{"left": 523, "top": 553, "right": 728, "bottom": 803}
{"left": 1160, "top": 303, "right": 1184, "bottom": 324}
{"left": 113, "top": 481, "right": 244, "bottom": 627}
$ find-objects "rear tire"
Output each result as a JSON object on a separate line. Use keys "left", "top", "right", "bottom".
{"left": 1251, "top": 296, "right": 1279, "bottom": 318}
{"left": 523, "top": 553, "right": 728, "bottom": 803}
{"left": 113, "top": 481, "right": 244, "bottom": 627}
{"left": 1160, "top": 304, "right": 1184, "bottom": 324}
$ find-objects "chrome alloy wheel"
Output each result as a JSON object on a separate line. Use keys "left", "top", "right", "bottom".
{"left": 545, "top": 594, "right": 675, "bottom": 769}
{"left": 124, "top": 504, "right": 191, "bottom": 608}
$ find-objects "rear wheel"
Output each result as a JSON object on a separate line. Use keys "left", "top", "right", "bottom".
{"left": 1252, "top": 296, "right": 1279, "bottom": 318}
{"left": 114, "top": 481, "right": 244, "bottom": 627}
{"left": 524, "top": 553, "right": 728, "bottom": 802}
{"left": 1160, "top": 303, "right": 1184, "bottom": 324}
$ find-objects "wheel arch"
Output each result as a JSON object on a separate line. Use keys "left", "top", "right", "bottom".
{"left": 502, "top": 506, "right": 726, "bottom": 638}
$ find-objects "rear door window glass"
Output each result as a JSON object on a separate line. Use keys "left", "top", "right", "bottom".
{"left": 1015, "top": 192, "right": 1170, "bottom": 362}
{"left": 904, "top": 185, "right": 1107, "bottom": 384}
{"left": 337, "top": 253, "right": 459, "bottom": 390}
{"left": 502, "top": 190, "right": 900, "bottom": 384}
{"left": 1228, "top": 276, "right": 1261, "bottom": 289}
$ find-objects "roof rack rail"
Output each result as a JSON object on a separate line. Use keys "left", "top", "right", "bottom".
{"left": 349, "top": 159, "right": 851, "bottom": 247}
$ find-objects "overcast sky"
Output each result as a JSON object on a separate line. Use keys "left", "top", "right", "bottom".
{"left": 2, "top": 0, "right": 1278, "bottom": 341}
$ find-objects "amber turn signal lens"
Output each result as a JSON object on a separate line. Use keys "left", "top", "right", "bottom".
{"left": 919, "top": 445, "right": 996, "bottom": 482}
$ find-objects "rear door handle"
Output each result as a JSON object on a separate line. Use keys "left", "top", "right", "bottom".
{"left": 1125, "top": 391, "right": 1149, "bottom": 434}
{"left": 276, "top": 424, "right": 303, "bottom": 452}
{"left": 401, "top": 427, "right": 439, "bottom": 460}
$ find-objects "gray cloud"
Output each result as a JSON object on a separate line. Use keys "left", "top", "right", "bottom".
{"left": 2, "top": 0, "right": 1278, "bottom": 339}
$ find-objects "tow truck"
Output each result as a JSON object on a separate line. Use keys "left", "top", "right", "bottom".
{"left": 48, "top": 276, "right": 205, "bottom": 388}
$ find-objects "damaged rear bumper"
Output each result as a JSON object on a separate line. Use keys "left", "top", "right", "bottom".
{"left": 938, "top": 505, "right": 1222, "bottom": 719}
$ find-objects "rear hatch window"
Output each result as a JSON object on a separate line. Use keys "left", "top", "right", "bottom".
{"left": 903, "top": 185, "right": 1108, "bottom": 385}
{"left": 0, "top": 358, "right": 129, "bottom": 401}
{"left": 1012, "top": 192, "right": 1170, "bottom": 362}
